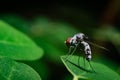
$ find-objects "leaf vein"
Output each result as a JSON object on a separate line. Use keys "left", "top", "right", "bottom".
{"left": 7, "top": 64, "right": 16, "bottom": 80}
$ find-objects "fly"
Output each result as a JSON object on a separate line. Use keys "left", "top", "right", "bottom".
{"left": 64, "top": 32, "right": 109, "bottom": 73}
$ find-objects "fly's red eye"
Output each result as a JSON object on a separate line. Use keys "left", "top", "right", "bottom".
{"left": 65, "top": 37, "right": 71, "bottom": 47}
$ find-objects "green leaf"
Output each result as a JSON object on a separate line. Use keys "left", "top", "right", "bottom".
{"left": 0, "top": 20, "right": 43, "bottom": 60}
{"left": 61, "top": 55, "right": 120, "bottom": 80}
{"left": 0, "top": 58, "right": 41, "bottom": 80}
{"left": 23, "top": 60, "right": 50, "bottom": 80}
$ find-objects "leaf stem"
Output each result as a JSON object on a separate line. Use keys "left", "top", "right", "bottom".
{"left": 73, "top": 76, "right": 78, "bottom": 80}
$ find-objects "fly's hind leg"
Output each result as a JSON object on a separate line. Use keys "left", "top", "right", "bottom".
{"left": 83, "top": 57, "right": 86, "bottom": 70}
{"left": 79, "top": 48, "right": 86, "bottom": 69}
{"left": 78, "top": 56, "right": 80, "bottom": 67}
{"left": 88, "top": 61, "right": 96, "bottom": 73}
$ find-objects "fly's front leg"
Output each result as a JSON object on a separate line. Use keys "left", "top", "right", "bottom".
{"left": 65, "top": 43, "right": 79, "bottom": 61}
{"left": 65, "top": 46, "right": 74, "bottom": 61}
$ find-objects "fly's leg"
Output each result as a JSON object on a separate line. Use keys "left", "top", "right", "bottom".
{"left": 65, "top": 45, "right": 77, "bottom": 61}
{"left": 78, "top": 48, "right": 83, "bottom": 67}
{"left": 79, "top": 49, "right": 85, "bottom": 68}
{"left": 68, "top": 46, "right": 74, "bottom": 55}
{"left": 78, "top": 56, "right": 80, "bottom": 67}
{"left": 65, "top": 46, "right": 74, "bottom": 61}
{"left": 88, "top": 61, "right": 96, "bottom": 73}
{"left": 81, "top": 41, "right": 96, "bottom": 73}
{"left": 65, "top": 42, "right": 80, "bottom": 61}
{"left": 83, "top": 57, "right": 86, "bottom": 70}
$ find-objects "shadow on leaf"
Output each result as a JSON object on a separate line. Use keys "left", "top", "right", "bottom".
{"left": 65, "top": 58, "right": 96, "bottom": 73}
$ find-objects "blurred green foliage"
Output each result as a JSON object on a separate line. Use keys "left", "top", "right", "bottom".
{"left": 0, "top": 58, "right": 41, "bottom": 80}
{"left": 0, "top": 20, "right": 43, "bottom": 60}
{"left": 0, "top": 2, "right": 120, "bottom": 80}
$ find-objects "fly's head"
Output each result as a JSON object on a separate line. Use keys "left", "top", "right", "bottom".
{"left": 65, "top": 37, "right": 78, "bottom": 49}
{"left": 65, "top": 37, "right": 72, "bottom": 48}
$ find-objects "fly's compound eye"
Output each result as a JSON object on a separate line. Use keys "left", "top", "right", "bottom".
{"left": 65, "top": 37, "right": 72, "bottom": 47}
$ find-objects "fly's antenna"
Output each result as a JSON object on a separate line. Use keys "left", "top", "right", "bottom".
{"left": 88, "top": 61, "right": 96, "bottom": 73}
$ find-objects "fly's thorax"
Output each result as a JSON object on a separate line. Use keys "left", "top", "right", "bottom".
{"left": 76, "top": 33, "right": 84, "bottom": 41}
{"left": 70, "top": 37, "right": 78, "bottom": 45}
{"left": 76, "top": 33, "right": 88, "bottom": 41}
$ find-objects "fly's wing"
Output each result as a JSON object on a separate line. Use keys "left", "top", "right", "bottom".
{"left": 86, "top": 41, "right": 109, "bottom": 52}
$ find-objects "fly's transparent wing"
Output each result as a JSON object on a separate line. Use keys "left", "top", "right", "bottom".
{"left": 87, "top": 41, "right": 109, "bottom": 52}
